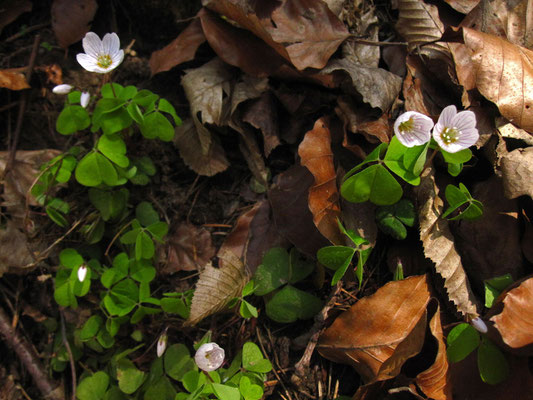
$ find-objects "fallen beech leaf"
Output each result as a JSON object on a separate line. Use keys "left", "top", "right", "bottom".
{"left": 0, "top": 0, "right": 32, "bottom": 34}
{"left": 396, "top": 0, "right": 452, "bottom": 61}
{"left": 242, "top": 92, "right": 280, "bottom": 157}
{"left": 185, "top": 249, "right": 248, "bottom": 326}
{"left": 51, "top": 0, "right": 97, "bottom": 48}
{"left": 149, "top": 16, "right": 206, "bottom": 76}
{"left": 443, "top": 0, "right": 479, "bottom": 14}
{"left": 162, "top": 223, "right": 215, "bottom": 273}
{"left": 321, "top": 58, "right": 402, "bottom": 112}
{"left": 0, "top": 69, "right": 30, "bottom": 90}
{"left": 173, "top": 118, "right": 230, "bottom": 176}
{"left": 203, "top": 0, "right": 349, "bottom": 70}
{"left": 231, "top": 75, "right": 269, "bottom": 116}
{"left": 415, "top": 304, "right": 452, "bottom": 400}
{"left": 501, "top": 147, "right": 533, "bottom": 199}
{"left": 452, "top": 176, "right": 523, "bottom": 291}
{"left": 318, "top": 275, "right": 431, "bottom": 382}
{"left": 268, "top": 166, "right": 330, "bottom": 257}
{"left": 491, "top": 277, "right": 533, "bottom": 349}
{"left": 0, "top": 221, "right": 35, "bottom": 278}
{"left": 298, "top": 117, "right": 343, "bottom": 245}
{"left": 199, "top": 8, "right": 286, "bottom": 77}
{"left": 452, "top": 27, "right": 533, "bottom": 132}
{"left": 416, "top": 169, "right": 478, "bottom": 317}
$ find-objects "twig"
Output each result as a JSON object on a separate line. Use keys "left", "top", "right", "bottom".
{"left": 348, "top": 35, "right": 407, "bottom": 47}
{"left": 0, "top": 306, "right": 64, "bottom": 400}
{"left": 5, "top": 23, "right": 49, "bottom": 43}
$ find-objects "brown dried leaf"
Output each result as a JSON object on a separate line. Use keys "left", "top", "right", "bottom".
{"left": 443, "top": 0, "right": 479, "bottom": 14}
{"left": 415, "top": 304, "right": 452, "bottom": 400}
{"left": 51, "top": 0, "right": 97, "bottom": 48}
{"left": 185, "top": 249, "right": 248, "bottom": 326}
{"left": 395, "top": 0, "right": 452, "bottom": 60}
{"left": 452, "top": 176, "right": 523, "bottom": 291}
{"left": 491, "top": 277, "right": 533, "bottom": 349}
{"left": 173, "top": 118, "right": 230, "bottom": 176}
{"left": 298, "top": 117, "right": 343, "bottom": 245}
{"left": 203, "top": 0, "right": 349, "bottom": 70}
{"left": 242, "top": 92, "right": 280, "bottom": 157}
{"left": 149, "top": 16, "right": 206, "bottom": 76}
{"left": 0, "top": 221, "right": 35, "bottom": 278}
{"left": 268, "top": 165, "right": 330, "bottom": 257}
{"left": 0, "top": 0, "right": 31, "bottom": 34}
{"left": 231, "top": 75, "right": 269, "bottom": 115}
{"left": 0, "top": 68, "right": 30, "bottom": 90}
{"left": 416, "top": 170, "right": 478, "bottom": 317}
{"left": 162, "top": 223, "right": 215, "bottom": 273}
{"left": 318, "top": 275, "right": 431, "bottom": 382}
{"left": 452, "top": 27, "right": 533, "bottom": 132}
{"left": 321, "top": 58, "right": 402, "bottom": 112}
{"left": 501, "top": 146, "right": 533, "bottom": 199}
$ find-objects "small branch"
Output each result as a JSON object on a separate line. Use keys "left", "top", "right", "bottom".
{"left": 0, "top": 306, "right": 64, "bottom": 400}
{"left": 5, "top": 23, "right": 49, "bottom": 43}
{"left": 348, "top": 35, "right": 407, "bottom": 47}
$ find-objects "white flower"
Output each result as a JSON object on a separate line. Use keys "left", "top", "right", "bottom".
{"left": 471, "top": 317, "right": 488, "bottom": 333}
{"left": 52, "top": 84, "right": 73, "bottom": 94}
{"left": 393, "top": 111, "right": 434, "bottom": 147}
{"left": 432, "top": 105, "right": 479, "bottom": 153}
{"left": 80, "top": 91, "right": 90, "bottom": 108}
{"left": 77, "top": 265, "right": 88, "bottom": 282}
{"left": 76, "top": 32, "right": 124, "bottom": 74}
{"left": 157, "top": 333, "right": 168, "bottom": 357}
{"left": 194, "top": 342, "right": 225, "bottom": 372}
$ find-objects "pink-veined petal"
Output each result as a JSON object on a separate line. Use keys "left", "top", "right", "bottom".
{"left": 102, "top": 33, "right": 120, "bottom": 55}
{"left": 437, "top": 105, "right": 457, "bottom": 127}
{"left": 394, "top": 111, "right": 433, "bottom": 147}
{"left": 76, "top": 53, "right": 98, "bottom": 72}
{"left": 452, "top": 110, "right": 477, "bottom": 131}
{"left": 82, "top": 32, "right": 102, "bottom": 58}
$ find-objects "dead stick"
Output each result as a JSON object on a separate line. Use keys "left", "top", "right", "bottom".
{"left": 0, "top": 306, "right": 64, "bottom": 400}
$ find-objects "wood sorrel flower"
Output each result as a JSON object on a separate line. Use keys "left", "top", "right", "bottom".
{"left": 157, "top": 332, "right": 168, "bottom": 357}
{"left": 432, "top": 105, "right": 479, "bottom": 153}
{"left": 80, "top": 91, "right": 90, "bottom": 108}
{"left": 76, "top": 32, "right": 124, "bottom": 74}
{"left": 194, "top": 342, "right": 225, "bottom": 372}
{"left": 393, "top": 111, "right": 434, "bottom": 147}
{"left": 52, "top": 84, "right": 73, "bottom": 94}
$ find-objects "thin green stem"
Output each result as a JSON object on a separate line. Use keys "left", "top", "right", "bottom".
{"left": 420, "top": 148, "right": 439, "bottom": 176}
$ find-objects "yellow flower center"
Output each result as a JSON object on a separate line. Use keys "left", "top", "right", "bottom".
{"left": 398, "top": 118, "right": 414, "bottom": 132}
{"left": 440, "top": 127, "right": 459, "bottom": 145}
{"left": 97, "top": 54, "right": 112, "bottom": 69}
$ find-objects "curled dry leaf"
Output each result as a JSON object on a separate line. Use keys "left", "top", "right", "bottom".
{"left": 174, "top": 119, "right": 230, "bottom": 177}
{"left": 318, "top": 275, "right": 431, "bottom": 382}
{"left": 501, "top": 146, "right": 533, "bottom": 199}
{"left": 242, "top": 92, "right": 280, "bottom": 157}
{"left": 0, "top": 0, "right": 32, "bottom": 34}
{"left": 298, "top": 117, "right": 343, "bottom": 245}
{"left": 491, "top": 277, "right": 533, "bottom": 349}
{"left": 416, "top": 169, "right": 478, "bottom": 317}
{"left": 452, "top": 27, "right": 533, "bottom": 133}
{"left": 185, "top": 249, "right": 248, "bottom": 326}
{"left": 162, "top": 223, "right": 215, "bottom": 274}
{"left": 0, "top": 221, "right": 36, "bottom": 278}
{"left": 51, "top": 0, "right": 97, "bottom": 48}
{"left": 203, "top": 0, "right": 349, "bottom": 70}
{"left": 443, "top": 0, "right": 479, "bottom": 14}
{"left": 0, "top": 69, "right": 30, "bottom": 90}
{"left": 149, "top": 16, "right": 206, "bottom": 76}
{"left": 268, "top": 165, "right": 330, "bottom": 257}
{"left": 415, "top": 303, "right": 452, "bottom": 400}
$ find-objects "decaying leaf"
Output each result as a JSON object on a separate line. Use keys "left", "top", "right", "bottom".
{"left": 501, "top": 146, "right": 533, "bottom": 199}
{"left": 443, "top": 0, "right": 479, "bottom": 14}
{"left": 185, "top": 249, "right": 248, "bottom": 326}
{"left": 242, "top": 92, "right": 280, "bottom": 157}
{"left": 451, "top": 27, "right": 533, "bottom": 133}
{"left": 268, "top": 166, "right": 330, "bottom": 257}
{"left": 0, "top": 0, "right": 32, "bottom": 34}
{"left": 203, "top": 0, "right": 349, "bottom": 70}
{"left": 173, "top": 119, "right": 230, "bottom": 176}
{"left": 149, "top": 16, "right": 206, "bottom": 76}
{"left": 298, "top": 117, "right": 343, "bottom": 245}
{"left": 51, "top": 0, "right": 97, "bottom": 48}
{"left": 491, "top": 277, "right": 533, "bottom": 349}
{"left": 415, "top": 303, "right": 452, "bottom": 400}
{"left": 0, "top": 221, "right": 36, "bottom": 278}
{"left": 318, "top": 275, "right": 431, "bottom": 382}
{"left": 161, "top": 223, "right": 215, "bottom": 273}
{"left": 0, "top": 68, "right": 30, "bottom": 90}
{"left": 416, "top": 169, "right": 478, "bottom": 317}
{"left": 321, "top": 58, "right": 402, "bottom": 112}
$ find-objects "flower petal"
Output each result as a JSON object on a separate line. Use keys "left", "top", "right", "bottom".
{"left": 194, "top": 343, "right": 225, "bottom": 372}
{"left": 102, "top": 32, "right": 120, "bottom": 55}
{"left": 80, "top": 92, "right": 90, "bottom": 108}
{"left": 111, "top": 49, "right": 124, "bottom": 69}
{"left": 455, "top": 128, "right": 479, "bottom": 148}
{"left": 82, "top": 32, "right": 103, "bottom": 58}
{"left": 452, "top": 110, "right": 477, "bottom": 131}
{"left": 437, "top": 105, "right": 457, "bottom": 127}
{"left": 76, "top": 53, "right": 98, "bottom": 72}
{"left": 394, "top": 111, "right": 433, "bottom": 147}
{"left": 52, "top": 84, "right": 73, "bottom": 94}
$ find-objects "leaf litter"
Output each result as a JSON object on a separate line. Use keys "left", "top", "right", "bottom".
{"left": 3, "top": 0, "right": 533, "bottom": 398}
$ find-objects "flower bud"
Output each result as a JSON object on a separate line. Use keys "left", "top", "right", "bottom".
{"left": 52, "top": 84, "right": 73, "bottom": 94}
{"left": 77, "top": 265, "right": 88, "bottom": 282}
{"left": 471, "top": 317, "right": 488, "bottom": 333}
{"left": 157, "top": 333, "right": 168, "bottom": 357}
{"left": 194, "top": 342, "right": 225, "bottom": 371}
{"left": 80, "top": 91, "right": 90, "bottom": 108}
